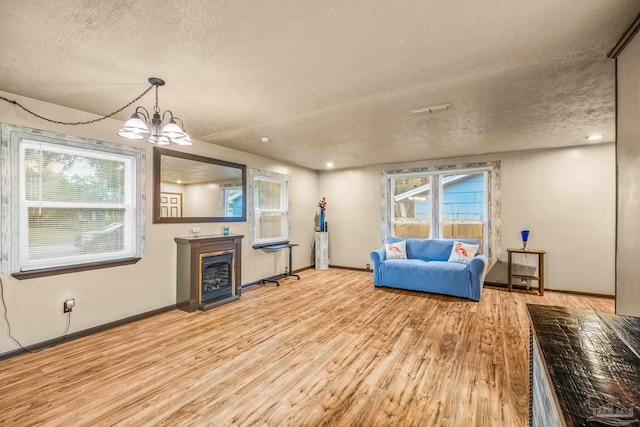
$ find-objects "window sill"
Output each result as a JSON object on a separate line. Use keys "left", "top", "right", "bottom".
{"left": 11, "top": 257, "right": 141, "bottom": 280}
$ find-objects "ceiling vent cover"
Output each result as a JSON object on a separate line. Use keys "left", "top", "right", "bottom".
{"left": 410, "top": 103, "right": 452, "bottom": 114}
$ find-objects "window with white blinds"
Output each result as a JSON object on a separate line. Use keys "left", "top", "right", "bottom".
{"left": 250, "top": 170, "right": 289, "bottom": 245}
{"left": 1, "top": 124, "right": 145, "bottom": 274}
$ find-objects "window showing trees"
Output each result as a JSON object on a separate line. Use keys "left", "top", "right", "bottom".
{"left": 250, "top": 170, "right": 289, "bottom": 246}
{"left": 1, "top": 125, "right": 145, "bottom": 274}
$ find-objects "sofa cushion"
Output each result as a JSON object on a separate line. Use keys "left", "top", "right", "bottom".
{"left": 387, "top": 236, "right": 481, "bottom": 262}
{"left": 385, "top": 240, "right": 407, "bottom": 259}
{"left": 447, "top": 241, "right": 480, "bottom": 265}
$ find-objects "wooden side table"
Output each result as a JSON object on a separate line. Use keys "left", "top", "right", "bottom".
{"left": 507, "top": 248, "right": 545, "bottom": 295}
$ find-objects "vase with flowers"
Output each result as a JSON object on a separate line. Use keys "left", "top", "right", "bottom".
{"left": 318, "top": 197, "right": 327, "bottom": 231}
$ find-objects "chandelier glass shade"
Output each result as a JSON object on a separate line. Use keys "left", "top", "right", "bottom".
{"left": 117, "top": 78, "right": 192, "bottom": 146}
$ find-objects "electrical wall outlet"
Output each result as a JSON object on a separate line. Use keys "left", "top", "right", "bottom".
{"left": 366, "top": 263, "right": 371, "bottom": 270}
{"left": 191, "top": 227, "right": 200, "bottom": 234}
{"left": 63, "top": 298, "right": 75, "bottom": 313}
{"left": 285, "top": 266, "right": 288, "bottom": 274}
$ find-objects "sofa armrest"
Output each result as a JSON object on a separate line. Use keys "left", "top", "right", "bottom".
{"left": 370, "top": 248, "right": 385, "bottom": 267}
{"left": 469, "top": 254, "right": 488, "bottom": 301}
{"left": 370, "top": 248, "right": 386, "bottom": 285}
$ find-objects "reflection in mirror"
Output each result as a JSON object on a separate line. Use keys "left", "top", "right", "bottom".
{"left": 153, "top": 148, "right": 246, "bottom": 223}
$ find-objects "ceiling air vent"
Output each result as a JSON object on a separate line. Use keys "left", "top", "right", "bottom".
{"left": 410, "top": 103, "right": 452, "bottom": 114}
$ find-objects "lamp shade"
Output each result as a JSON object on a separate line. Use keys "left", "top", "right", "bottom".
{"left": 117, "top": 129, "right": 145, "bottom": 140}
{"left": 157, "top": 136, "right": 171, "bottom": 146}
{"left": 161, "top": 120, "right": 187, "bottom": 139}
{"left": 121, "top": 113, "right": 149, "bottom": 134}
{"left": 521, "top": 230, "right": 530, "bottom": 243}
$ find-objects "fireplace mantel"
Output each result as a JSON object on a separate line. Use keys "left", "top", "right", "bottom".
{"left": 175, "top": 234, "right": 243, "bottom": 312}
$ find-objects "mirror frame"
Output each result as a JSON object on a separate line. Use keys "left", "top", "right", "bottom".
{"left": 153, "top": 147, "right": 247, "bottom": 223}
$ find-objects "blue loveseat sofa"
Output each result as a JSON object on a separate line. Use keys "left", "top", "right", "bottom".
{"left": 370, "top": 237, "right": 488, "bottom": 301}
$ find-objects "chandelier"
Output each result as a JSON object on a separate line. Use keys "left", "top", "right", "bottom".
{"left": 117, "top": 77, "right": 191, "bottom": 145}
{"left": 0, "top": 76, "right": 192, "bottom": 146}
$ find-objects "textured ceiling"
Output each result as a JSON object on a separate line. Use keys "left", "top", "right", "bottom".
{"left": 160, "top": 155, "right": 242, "bottom": 185}
{"left": 0, "top": 0, "right": 638, "bottom": 170}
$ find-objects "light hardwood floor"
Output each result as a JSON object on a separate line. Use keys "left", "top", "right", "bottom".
{"left": 0, "top": 269, "right": 613, "bottom": 426}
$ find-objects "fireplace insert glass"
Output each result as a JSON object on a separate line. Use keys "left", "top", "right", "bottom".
{"left": 201, "top": 252, "right": 234, "bottom": 303}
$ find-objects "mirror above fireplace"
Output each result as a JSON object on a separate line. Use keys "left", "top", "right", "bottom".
{"left": 153, "top": 147, "right": 247, "bottom": 223}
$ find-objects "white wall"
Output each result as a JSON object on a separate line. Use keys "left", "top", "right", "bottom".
{"left": 0, "top": 91, "right": 318, "bottom": 354}
{"left": 185, "top": 183, "right": 219, "bottom": 217}
{"left": 616, "top": 27, "right": 640, "bottom": 316}
{"left": 319, "top": 143, "right": 616, "bottom": 295}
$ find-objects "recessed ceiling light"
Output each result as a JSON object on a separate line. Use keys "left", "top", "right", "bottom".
{"left": 261, "top": 137, "right": 270, "bottom": 143}
{"left": 586, "top": 134, "right": 604, "bottom": 140}
{"left": 177, "top": 180, "right": 182, "bottom": 184}
{"left": 410, "top": 103, "right": 452, "bottom": 114}
{"left": 326, "top": 162, "right": 334, "bottom": 168}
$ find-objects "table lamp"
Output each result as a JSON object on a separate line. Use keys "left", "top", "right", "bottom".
{"left": 521, "top": 229, "right": 530, "bottom": 251}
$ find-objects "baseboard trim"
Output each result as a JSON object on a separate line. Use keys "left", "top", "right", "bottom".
{"left": 329, "top": 265, "right": 373, "bottom": 273}
{"left": 484, "top": 283, "right": 614, "bottom": 299}
{"left": 0, "top": 304, "right": 176, "bottom": 361}
{"left": 543, "top": 288, "right": 615, "bottom": 299}
{"left": 241, "top": 280, "right": 263, "bottom": 289}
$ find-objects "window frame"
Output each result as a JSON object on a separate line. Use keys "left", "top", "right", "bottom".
{"left": 382, "top": 162, "right": 500, "bottom": 260}
{"left": 249, "top": 168, "right": 290, "bottom": 246}
{"left": 1, "top": 124, "right": 146, "bottom": 277}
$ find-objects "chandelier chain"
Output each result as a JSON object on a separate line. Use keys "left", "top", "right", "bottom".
{"left": 0, "top": 84, "right": 154, "bottom": 126}
{"left": 154, "top": 86, "right": 160, "bottom": 113}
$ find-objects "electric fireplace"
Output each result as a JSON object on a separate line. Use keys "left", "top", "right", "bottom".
{"left": 175, "top": 234, "right": 243, "bottom": 312}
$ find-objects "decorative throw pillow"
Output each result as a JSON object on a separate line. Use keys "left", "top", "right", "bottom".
{"left": 385, "top": 240, "right": 407, "bottom": 259}
{"left": 447, "top": 241, "right": 479, "bottom": 265}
